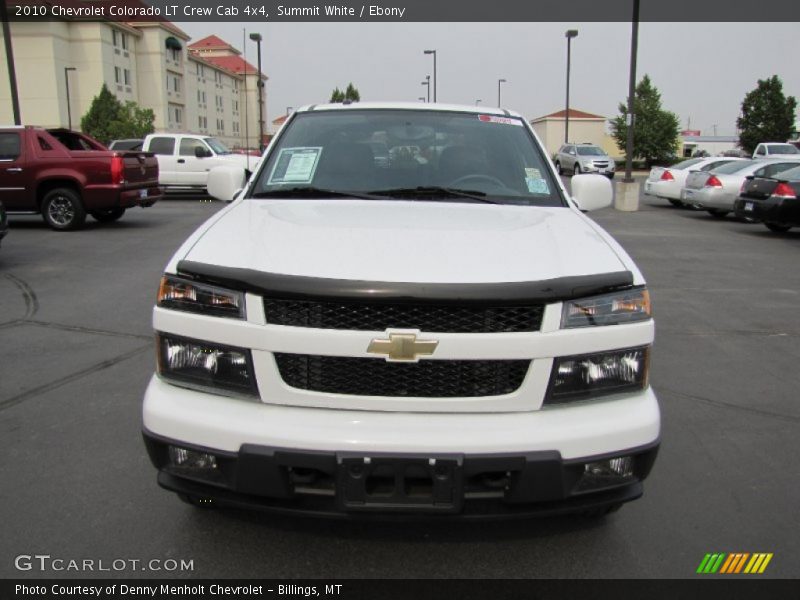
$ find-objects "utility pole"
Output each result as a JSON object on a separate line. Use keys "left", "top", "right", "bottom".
{"left": 1, "top": 3, "right": 22, "bottom": 124}
{"left": 624, "top": 0, "right": 640, "bottom": 182}
{"left": 249, "top": 32, "right": 265, "bottom": 152}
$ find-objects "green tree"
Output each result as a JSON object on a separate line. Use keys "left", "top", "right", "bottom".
{"left": 610, "top": 75, "right": 680, "bottom": 166}
{"left": 80, "top": 85, "right": 155, "bottom": 145}
{"left": 736, "top": 75, "right": 798, "bottom": 154}
{"left": 329, "top": 83, "right": 360, "bottom": 103}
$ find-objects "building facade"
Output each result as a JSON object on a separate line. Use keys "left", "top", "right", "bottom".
{"left": 0, "top": 20, "right": 267, "bottom": 149}
{"left": 530, "top": 109, "right": 619, "bottom": 159}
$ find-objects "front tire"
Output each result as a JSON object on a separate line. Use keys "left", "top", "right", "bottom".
{"left": 90, "top": 208, "right": 126, "bottom": 223}
{"left": 41, "top": 188, "right": 86, "bottom": 231}
{"left": 574, "top": 163, "right": 582, "bottom": 175}
{"left": 765, "top": 222, "right": 792, "bottom": 233}
{"left": 555, "top": 161, "right": 563, "bottom": 175}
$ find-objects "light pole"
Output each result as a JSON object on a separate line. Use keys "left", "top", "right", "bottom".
{"left": 1, "top": 1, "right": 21, "bottom": 125}
{"left": 423, "top": 49, "right": 437, "bottom": 102}
{"left": 286, "top": 106, "right": 293, "bottom": 116}
{"left": 421, "top": 77, "right": 430, "bottom": 103}
{"left": 249, "top": 32, "right": 265, "bottom": 152}
{"left": 475, "top": 99, "right": 482, "bottom": 106}
{"left": 64, "top": 67, "right": 76, "bottom": 130}
{"left": 497, "top": 78, "right": 507, "bottom": 107}
{"left": 564, "top": 29, "right": 578, "bottom": 144}
{"left": 418, "top": 97, "right": 426, "bottom": 102}
{"left": 624, "top": 3, "right": 639, "bottom": 182}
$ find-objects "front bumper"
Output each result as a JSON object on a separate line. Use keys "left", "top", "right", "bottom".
{"left": 734, "top": 196, "right": 799, "bottom": 225}
{"left": 143, "top": 376, "right": 660, "bottom": 517}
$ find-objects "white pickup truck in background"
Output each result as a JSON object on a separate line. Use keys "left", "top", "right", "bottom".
{"left": 141, "top": 133, "right": 257, "bottom": 192}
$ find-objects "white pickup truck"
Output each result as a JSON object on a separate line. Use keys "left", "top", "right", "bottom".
{"left": 141, "top": 133, "right": 257, "bottom": 192}
{"left": 142, "top": 103, "right": 660, "bottom": 518}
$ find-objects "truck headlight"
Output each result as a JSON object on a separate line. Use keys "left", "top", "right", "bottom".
{"left": 158, "top": 275, "right": 245, "bottom": 319}
{"left": 545, "top": 346, "right": 649, "bottom": 405}
{"left": 562, "top": 288, "right": 650, "bottom": 328}
{"left": 156, "top": 333, "right": 258, "bottom": 397}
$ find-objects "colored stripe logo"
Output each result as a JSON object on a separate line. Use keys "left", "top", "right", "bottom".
{"left": 696, "top": 553, "right": 773, "bottom": 574}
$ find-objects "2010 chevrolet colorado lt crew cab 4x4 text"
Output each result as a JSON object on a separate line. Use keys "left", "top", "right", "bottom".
{"left": 142, "top": 103, "right": 659, "bottom": 518}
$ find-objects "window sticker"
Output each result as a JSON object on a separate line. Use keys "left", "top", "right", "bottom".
{"left": 526, "top": 177, "right": 550, "bottom": 194}
{"left": 525, "top": 167, "right": 542, "bottom": 180}
{"left": 477, "top": 114, "right": 524, "bottom": 127}
{"left": 268, "top": 147, "right": 323, "bottom": 185}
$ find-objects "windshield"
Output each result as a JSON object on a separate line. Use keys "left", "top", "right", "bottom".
{"left": 767, "top": 144, "right": 799, "bottom": 154}
{"left": 576, "top": 146, "right": 605, "bottom": 156}
{"left": 204, "top": 137, "right": 231, "bottom": 155}
{"left": 777, "top": 165, "right": 800, "bottom": 180}
{"left": 251, "top": 109, "right": 565, "bottom": 206}
{"left": 712, "top": 160, "right": 757, "bottom": 174}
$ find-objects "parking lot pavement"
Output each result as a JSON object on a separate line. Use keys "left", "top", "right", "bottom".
{"left": 1, "top": 195, "right": 799, "bottom": 579}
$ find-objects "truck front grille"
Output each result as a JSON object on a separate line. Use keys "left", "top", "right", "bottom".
{"left": 264, "top": 299, "right": 543, "bottom": 333}
{"left": 274, "top": 354, "right": 530, "bottom": 398}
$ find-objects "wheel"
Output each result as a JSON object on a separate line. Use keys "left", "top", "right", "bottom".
{"left": 764, "top": 222, "right": 792, "bottom": 233}
{"left": 555, "top": 161, "right": 563, "bottom": 175}
{"left": 177, "top": 493, "right": 217, "bottom": 508}
{"left": 706, "top": 209, "right": 730, "bottom": 218}
{"left": 574, "top": 163, "right": 582, "bottom": 175}
{"left": 41, "top": 188, "right": 86, "bottom": 231}
{"left": 576, "top": 503, "right": 623, "bottom": 518}
{"left": 90, "top": 208, "right": 126, "bottom": 223}
{"left": 668, "top": 198, "right": 684, "bottom": 207}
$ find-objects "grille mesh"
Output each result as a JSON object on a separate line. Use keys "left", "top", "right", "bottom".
{"left": 274, "top": 353, "right": 530, "bottom": 398}
{"left": 264, "top": 299, "right": 543, "bottom": 333}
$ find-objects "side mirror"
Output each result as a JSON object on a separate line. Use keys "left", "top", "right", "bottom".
{"left": 195, "top": 146, "right": 211, "bottom": 158}
{"left": 208, "top": 166, "right": 247, "bottom": 202}
{"left": 571, "top": 174, "right": 612, "bottom": 212}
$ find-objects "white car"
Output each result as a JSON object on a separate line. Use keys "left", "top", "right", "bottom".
{"left": 141, "top": 133, "right": 258, "bottom": 191}
{"left": 142, "top": 102, "right": 659, "bottom": 517}
{"left": 644, "top": 157, "right": 745, "bottom": 206}
{"left": 681, "top": 158, "right": 800, "bottom": 217}
{"left": 752, "top": 143, "right": 800, "bottom": 160}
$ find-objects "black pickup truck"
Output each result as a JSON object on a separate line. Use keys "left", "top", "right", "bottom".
{"left": 734, "top": 165, "right": 800, "bottom": 233}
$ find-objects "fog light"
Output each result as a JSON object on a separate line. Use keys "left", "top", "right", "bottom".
{"left": 169, "top": 445, "right": 218, "bottom": 470}
{"left": 576, "top": 456, "right": 635, "bottom": 492}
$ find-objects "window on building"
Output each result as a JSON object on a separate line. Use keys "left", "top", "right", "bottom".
{"left": 169, "top": 48, "right": 181, "bottom": 63}
{"left": 232, "top": 121, "right": 239, "bottom": 134}
{"left": 196, "top": 63, "right": 204, "bottom": 77}
{"left": 233, "top": 100, "right": 239, "bottom": 112}
{"left": 112, "top": 30, "right": 118, "bottom": 47}
{"left": 174, "top": 107, "right": 183, "bottom": 125}
{"left": 115, "top": 67, "right": 121, "bottom": 84}
{"left": 148, "top": 137, "right": 175, "bottom": 155}
{"left": 0, "top": 133, "right": 21, "bottom": 160}
{"left": 217, "top": 119, "right": 224, "bottom": 133}
{"left": 121, "top": 33, "right": 128, "bottom": 50}
{"left": 172, "top": 76, "right": 181, "bottom": 93}
{"left": 233, "top": 79, "right": 239, "bottom": 90}
{"left": 124, "top": 69, "right": 131, "bottom": 86}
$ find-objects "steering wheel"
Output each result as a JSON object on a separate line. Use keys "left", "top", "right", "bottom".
{"left": 448, "top": 173, "right": 508, "bottom": 189}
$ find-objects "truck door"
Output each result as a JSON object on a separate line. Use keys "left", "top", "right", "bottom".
{"left": 0, "top": 131, "right": 28, "bottom": 210}
{"left": 178, "top": 137, "right": 214, "bottom": 187}
{"left": 147, "top": 136, "right": 178, "bottom": 186}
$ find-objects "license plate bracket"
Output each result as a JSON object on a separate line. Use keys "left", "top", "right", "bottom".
{"left": 139, "top": 188, "right": 148, "bottom": 199}
{"left": 336, "top": 454, "right": 463, "bottom": 513}
{"left": 744, "top": 202, "right": 754, "bottom": 211}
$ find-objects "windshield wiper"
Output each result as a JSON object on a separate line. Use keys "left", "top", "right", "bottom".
{"left": 367, "top": 186, "right": 500, "bottom": 204}
{"left": 251, "top": 187, "right": 385, "bottom": 200}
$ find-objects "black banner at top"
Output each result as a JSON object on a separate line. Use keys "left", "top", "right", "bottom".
{"left": 5, "top": 0, "right": 800, "bottom": 22}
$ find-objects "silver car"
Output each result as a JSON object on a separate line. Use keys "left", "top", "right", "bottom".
{"left": 681, "top": 158, "right": 800, "bottom": 217}
{"left": 554, "top": 143, "right": 615, "bottom": 178}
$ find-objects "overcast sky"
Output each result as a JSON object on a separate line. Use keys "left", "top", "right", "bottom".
{"left": 179, "top": 22, "right": 800, "bottom": 136}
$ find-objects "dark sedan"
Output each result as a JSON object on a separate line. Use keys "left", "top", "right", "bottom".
{"left": 734, "top": 165, "right": 800, "bottom": 232}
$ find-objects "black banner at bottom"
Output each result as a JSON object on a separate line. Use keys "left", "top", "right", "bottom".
{"left": 3, "top": 579, "right": 799, "bottom": 600}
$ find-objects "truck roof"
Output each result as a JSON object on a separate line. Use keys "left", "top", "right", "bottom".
{"left": 295, "top": 102, "right": 523, "bottom": 119}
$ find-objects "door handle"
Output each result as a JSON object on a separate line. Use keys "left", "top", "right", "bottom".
{"left": 6, "top": 168, "right": 22, "bottom": 172}
{"left": 177, "top": 159, "right": 185, "bottom": 164}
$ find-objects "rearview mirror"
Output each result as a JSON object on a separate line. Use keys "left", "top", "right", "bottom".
{"left": 208, "top": 166, "right": 247, "bottom": 202}
{"left": 571, "top": 174, "right": 612, "bottom": 212}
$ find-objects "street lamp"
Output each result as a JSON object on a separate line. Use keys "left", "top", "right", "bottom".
{"left": 286, "top": 106, "right": 293, "bottom": 116}
{"left": 418, "top": 97, "right": 426, "bottom": 102}
{"left": 64, "top": 67, "right": 76, "bottom": 130}
{"left": 475, "top": 99, "right": 482, "bottom": 106}
{"left": 421, "top": 75, "right": 430, "bottom": 102}
{"left": 564, "top": 29, "right": 578, "bottom": 144}
{"left": 249, "top": 32, "right": 265, "bottom": 152}
{"left": 423, "top": 49, "right": 437, "bottom": 102}
{"left": 497, "top": 78, "right": 506, "bottom": 107}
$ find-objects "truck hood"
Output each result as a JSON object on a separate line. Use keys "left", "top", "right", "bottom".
{"left": 180, "top": 199, "right": 626, "bottom": 284}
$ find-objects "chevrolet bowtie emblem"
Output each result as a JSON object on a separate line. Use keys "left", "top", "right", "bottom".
{"left": 367, "top": 333, "right": 439, "bottom": 362}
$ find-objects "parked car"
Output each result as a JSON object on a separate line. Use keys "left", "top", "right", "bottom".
{"left": 734, "top": 164, "right": 800, "bottom": 232}
{"left": 0, "top": 126, "right": 161, "bottom": 230}
{"left": 682, "top": 159, "right": 800, "bottom": 217}
{"left": 141, "top": 133, "right": 256, "bottom": 192}
{"left": 108, "top": 138, "right": 144, "bottom": 151}
{"left": 554, "top": 143, "right": 615, "bottom": 178}
{"left": 142, "top": 102, "right": 660, "bottom": 518}
{"left": 644, "top": 157, "right": 744, "bottom": 206}
{"left": 752, "top": 143, "right": 800, "bottom": 159}
{"left": 0, "top": 201, "right": 8, "bottom": 247}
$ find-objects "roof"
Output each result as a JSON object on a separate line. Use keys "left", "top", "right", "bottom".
{"left": 682, "top": 136, "right": 738, "bottom": 142}
{"left": 296, "top": 102, "right": 522, "bottom": 118}
{"left": 532, "top": 109, "right": 606, "bottom": 121}
{"left": 188, "top": 35, "right": 239, "bottom": 53}
{"left": 196, "top": 54, "right": 265, "bottom": 78}
{"left": 125, "top": 19, "right": 190, "bottom": 41}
